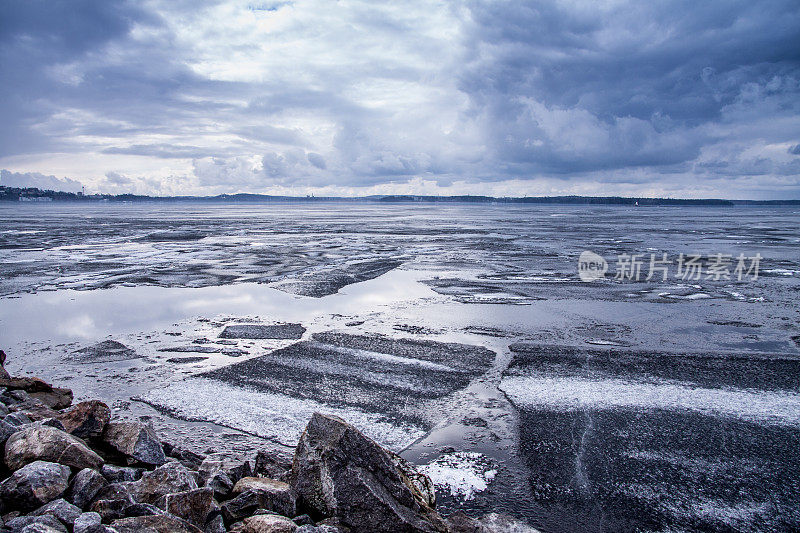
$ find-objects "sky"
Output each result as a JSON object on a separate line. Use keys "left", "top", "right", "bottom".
{"left": 1, "top": 0, "right": 799, "bottom": 199}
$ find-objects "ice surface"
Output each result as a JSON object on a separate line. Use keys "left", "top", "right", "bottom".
{"left": 142, "top": 377, "right": 425, "bottom": 450}
{"left": 419, "top": 451, "right": 497, "bottom": 501}
{"left": 500, "top": 375, "right": 800, "bottom": 426}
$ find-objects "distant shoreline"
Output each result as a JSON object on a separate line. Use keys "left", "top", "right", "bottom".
{"left": 2, "top": 186, "right": 799, "bottom": 206}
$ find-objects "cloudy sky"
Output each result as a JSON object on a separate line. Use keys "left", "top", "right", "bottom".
{"left": 1, "top": 0, "right": 799, "bottom": 198}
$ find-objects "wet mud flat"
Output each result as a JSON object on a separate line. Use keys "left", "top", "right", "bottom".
{"left": 501, "top": 344, "right": 800, "bottom": 532}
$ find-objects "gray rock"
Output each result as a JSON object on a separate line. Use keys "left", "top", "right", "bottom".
{"left": 67, "top": 468, "right": 109, "bottom": 510}
{"left": 231, "top": 478, "right": 295, "bottom": 517}
{"left": 4, "top": 411, "right": 32, "bottom": 427}
{"left": 253, "top": 452, "right": 292, "bottom": 481}
{"left": 57, "top": 401, "right": 111, "bottom": 440}
{"left": 292, "top": 515, "right": 314, "bottom": 526}
{"left": 89, "top": 497, "right": 131, "bottom": 523}
{"left": 230, "top": 514, "right": 298, "bottom": 533}
{"left": 0, "top": 402, "right": 9, "bottom": 417}
{"left": 102, "top": 422, "right": 166, "bottom": 466}
{"left": 199, "top": 454, "right": 251, "bottom": 485}
{"left": 32, "top": 498, "right": 82, "bottom": 527}
{"left": 221, "top": 487, "right": 295, "bottom": 525}
{"left": 0, "top": 461, "right": 71, "bottom": 513}
{"left": 111, "top": 514, "right": 202, "bottom": 533}
{"left": 39, "top": 419, "right": 67, "bottom": 431}
{"left": 6, "top": 514, "right": 68, "bottom": 533}
{"left": 127, "top": 462, "right": 198, "bottom": 505}
{"left": 101, "top": 465, "right": 144, "bottom": 483}
{"left": 4, "top": 425, "right": 104, "bottom": 471}
{"left": 205, "top": 471, "right": 233, "bottom": 499}
{"left": 204, "top": 513, "right": 226, "bottom": 533}
{"left": 295, "top": 526, "right": 341, "bottom": 533}
{"left": 158, "top": 487, "right": 214, "bottom": 529}
{"left": 219, "top": 324, "right": 306, "bottom": 340}
{"left": 291, "top": 413, "right": 448, "bottom": 533}
{"left": 1, "top": 419, "right": 16, "bottom": 445}
{"left": 122, "top": 502, "right": 165, "bottom": 517}
{"left": 73, "top": 512, "right": 102, "bottom": 533}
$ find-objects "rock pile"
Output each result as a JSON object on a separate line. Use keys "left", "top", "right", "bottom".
{"left": 0, "top": 349, "right": 537, "bottom": 532}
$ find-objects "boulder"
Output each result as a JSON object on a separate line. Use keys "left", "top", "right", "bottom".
{"left": 111, "top": 514, "right": 203, "bottom": 533}
{"left": 231, "top": 477, "right": 295, "bottom": 516}
{"left": 221, "top": 487, "right": 295, "bottom": 525}
{"left": 4, "top": 425, "right": 104, "bottom": 471}
{"left": 102, "top": 421, "right": 167, "bottom": 466}
{"left": 0, "top": 461, "right": 71, "bottom": 512}
{"left": 57, "top": 401, "right": 111, "bottom": 440}
{"left": 231, "top": 514, "right": 298, "bottom": 533}
{"left": 4, "top": 411, "right": 32, "bottom": 427}
{"left": 73, "top": 512, "right": 102, "bottom": 533}
{"left": 291, "top": 413, "right": 448, "bottom": 533}
{"left": 205, "top": 470, "right": 234, "bottom": 499}
{"left": 253, "top": 451, "right": 292, "bottom": 481}
{"left": 157, "top": 487, "right": 214, "bottom": 529}
{"left": 67, "top": 467, "right": 109, "bottom": 510}
{"left": 123, "top": 502, "right": 167, "bottom": 517}
{"left": 0, "top": 401, "right": 9, "bottom": 417}
{"left": 31, "top": 498, "right": 82, "bottom": 528}
{"left": 0, "top": 377, "right": 72, "bottom": 410}
{"left": 205, "top": 513, "right": 226, "bottom": 533}
{"left": 4, "top": 514, "right": 68, "bottom": 532}
{"left": 127, "top": 461, "right": 199, "bottom": 505}
{"left": 199, "top": 453, "right": 252, "bottom": 486}
{"left": 1, "top": 418, "right": 16, "bottom": 445}
{"left": 102, "top": 464, "right": 144, "bottom": 483}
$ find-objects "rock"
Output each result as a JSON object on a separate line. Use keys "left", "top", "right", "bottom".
{"left": 128, "top": 462, "right": 199, "bottom": 505}
{"left": 102, "top": 464, "right": 144, "bottom": 483}
{"left": 4, "top": 425, "right": 104, "bottom": 471}
{"left": 0, "top": 364, "right": 8, "bottom": 380}
{"left": 205, "top": 513, "right": 226, "bottom": 533}
{"left": 199, "top": 453, "right": 251, "bottom": 485}
{"left": 4, "top": 411, "right": 32, "bottom": 427}
{"left": 221, "top": 486, "right": 295, "bottom": 524}
{"left": 205, "top": 470, "right": 233, "bottom": 499}
{"left": 291, "top": 413, "right": 448, "bottom": 533}
{"left": 231, "top": 478, "right": 295, "bottom": 516}
{"left": 0, "top": 377, "right": 72, "bottom": 410}
{"left": 0, "top": 402, "right": 9, "bottom": 417}
{"left": 89, "top": 497, "right": 131, "bottom": 523}
{"left": 57, "top": 401, "right": 111, "bottom": 440}
{"left": 31, "top": 498, "right": 82, "bottom": 527}
{"left": 158, "top": 488, "right": 214, "bottom": 529}
{"left": 231, "top": 514, "right": 298, "bottom": 533}
{"left": 0, "top": 461, "right": 71, "bottom": 512}
{"left": 73, "top": 512, "right": 102, "bottom": 533}
{"left": 254, "top": 452, "right": 292, "bottom": 481}
{"left": 40, "top": 418, "right": 67, "bottom": 431}
{"left": 5, "top": 514, "right": 68, "bottom": 533}
{"left": 1, "top": 419, "right": 16, "bottom": 445}
{"left": 102, "top": 421, "right": 167, "bottom": 467}
{"left": 111, "top": 514, "right": 203, "bottom": 533}
{"left": 67, "top": 468, "right": 109, "bottom": 510}
{"left": 295, "top": 527, "right": 341, "bottom": 533}
{"left": 0, "top": 349, "right": 7, "bottom": 366}
{"left": 292, "top": 515, "right": 314, "bottom": 526}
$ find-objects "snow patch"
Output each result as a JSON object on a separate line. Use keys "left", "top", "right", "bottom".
{"left": 419, "top": 451, "right": 497, "bottom": 501}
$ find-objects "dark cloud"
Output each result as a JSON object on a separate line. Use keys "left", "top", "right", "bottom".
{"left": 0, "top": 0, "right": 798, "bottom": 197}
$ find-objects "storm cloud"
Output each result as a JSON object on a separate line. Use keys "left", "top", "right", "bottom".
{"left": 0, "top": 0, "right": 798, "bottom": 198}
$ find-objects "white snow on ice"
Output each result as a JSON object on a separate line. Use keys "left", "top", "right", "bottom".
{"left": 499, "top": 376, "right": 800, "bottom": 426}
{"left": 143, "top": 377, "right": 426, "bottom": 450}
{"left": 419, "top": 451, "right": 497, "bottom": 501}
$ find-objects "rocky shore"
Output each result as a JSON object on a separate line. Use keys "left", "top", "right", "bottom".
{"left": 0, "top": 350, "right": 536, "bottom": 533}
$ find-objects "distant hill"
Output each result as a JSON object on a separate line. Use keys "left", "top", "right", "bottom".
{"left": 2, "top": 186, "right": 799, "bottom": 206}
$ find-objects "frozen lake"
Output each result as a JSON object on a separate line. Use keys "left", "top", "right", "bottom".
{"left": 1, "top": 202, "right": 799, "bottom": 532}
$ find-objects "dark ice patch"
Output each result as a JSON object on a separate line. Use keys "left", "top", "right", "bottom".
{"left": 71, "top": 340, "right": 139, "bottom": 364}
{"left": 202, "top": 332, "right": 495, "bottom": 429}
{"left": 139, "top": 230, "right": 206, "bottom": 242}
{"left": 273, "top": 259, "right": 402, "bottom": 297}
{"left": 507, "top": 343, "right": 800, "bottom": 392}
{"left": 158, "top": 346, "right": 222, "bottom": 353}
{"left": 219, "top": 323, "right": 306, "bottom": 340}
{"left": 166, "top": 356, "right": 208, "bottom": 364}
